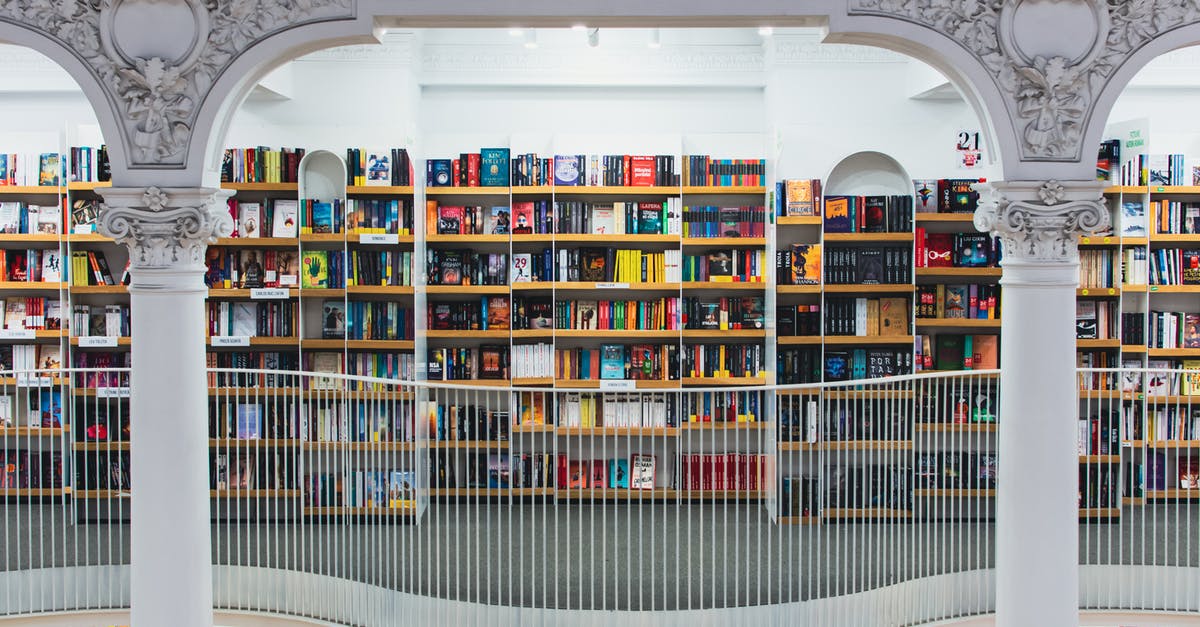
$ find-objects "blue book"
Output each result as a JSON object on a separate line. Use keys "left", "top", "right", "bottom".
{"left": 236, "top": 404, "right": 260, "bottom": 439}
{"left": 608, "top": 458, "right": 630, "bottom": 489}
{"left": 480, "top": 148, "right": 510, "bottom": 187}
{"left": 600, "top": 344, "right": 625, "bottom": 379}
{"left": 553, "top": 155, "right": 581, "bottom": 187}
{"left": 428, "top": 159, "right": 452, "bottom": 187}
{"left": 311, "top": 202, "right": 333, "bottom": 234}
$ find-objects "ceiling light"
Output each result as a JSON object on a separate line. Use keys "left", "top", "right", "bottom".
{"left": 758, "top": 26, "right": 774, "bottom": 36}
{"left": 508, "top": 28, "right": 523, "bottom": 37}
{"left": 524, "top": 29, "right": 538, "bottom": 49}
{"left": 648, "top": 28, "right": 661, "bottom": 49}
{"left": 587, "top": 27, "right": 600, "bottom": 48}
{"left": 571, "top": 24, "right": 587, "bottom": 31}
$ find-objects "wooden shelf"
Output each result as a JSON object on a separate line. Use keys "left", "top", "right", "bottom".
{"left": 1150, "top": 233, "right": 1200, "bottom": 243}
{"left": 510, "top": 423, "right": 555, "bottom": 434}
{"left": 299, "top": 233, "right": 346, "bottom": 244}
{"left": 681, "top": 376, "right": 765, "bottom": 386}
{"left": 302, "top": 506, "right": 415, "bottom": 517}
{"left": 0, "top": 427, "right": 66, "bottom": 438}
{"left": 428, "top": 440, "right": 509, "bottom": 449}
{"left": 555, "top": 379, "right": 680, "bottom": 389}
{"left": 345, "top": 185, "right": 414, "bottom": 195}
{"left": 1148, "top": 285, "right": 1200, "bottom": 293}
{"left": 776, "top": 216, "right": 822, "bottom": 226}
{"left": 0, "top": 185, "right": 61, "bottom": 195}
{"left": 552, "top": 186, "right": 679, "bottom": 195}
{"left": 509, "top": 282, "right": 554, "bottom": 291}
{"left": 824, "top": 390, "right": 915, "bottom": 400}
{"left": 0, "top": 488, "right": 69, "bottom": 497}
{"left": 301, "top": 441, "right": 414, "bottom": 452}
{"left": 556, "top": 488, "right": 764, "bottom": 500}
{"left": 511, "top": 376, "right": 554, "bottom": 386}
{"left": 74, "top": 490, "right": 127, "bottom": 500}
{"left": 552, "top": 233, "right": 679, "bottom": 244}
{"left": 1077, "top": 339, "right": 1122, "bottom": 349}
{"left": 915, "top": 267, "right": 1002, "bottom": 277}
{"left": 345, "top": 285, "right": 414, "bottom": 296}
{"left": 210, "top": 489, "right": 301, "bottom": 498}
{"left": 67, "top": 181, "right": 111, "bottom": 191}
{"left": 1122, "top": 284, "right": 1148, "bottom": 292}
{"left": 221, "top": 182, "right": 297, "bottom": 192}
{"left": 1078, "top": 235, "right": 1123, "bottom": 246}
{"left": 916, "top": 318, "right": 1001, "bottom": 328}
{"left": 682, "top": 281, "right": 767, "bottom": 290}
{"left": 74, "top": 441, "right": 130, "bottom": 451}
{"left": 776, "top": 284, "right": 821, "bottom": 294}
{"left": 678, "top": 421, "right": 767, "bottom": 431}
{"left": 823, "top": 232, "right": 914, "bottom": 242}
{"left": 1121, "top": 345, "right": 1148, "bottom": 354}
{"left": 510, "top": 329, "right": 555, "bottom": 339}
{"left": 557, "top": 427, "right": 678, "bottom": 437}
{"left": 1147, "top": 348, "right": 1200, "bottom": 357}
{"left": 823, "top": 335, "right": 915, "bottom": 346}
{"left": 1143, "top": 440, "right": 1200, "bottom": 449}
{"left": 823, "top": 508, "right": 912, "bottom": 520}
{"left": 914, "top": 212, "right": 977, "bottom": 223}
{"left": 1077, "top": 389, "right": 1137, "bottom": 400}
{"left": 777, "top": 335, "right": 823, "bottom": 345}
{"left": 213, "top": 237, "right": 298, "bottom": 247}
{"left": 554, "top": 329, "right": 679, "bottom": 339}
{"left": 426, "top": 379, "right": 512, "bottom": 388}
{"left": 1147, "top": 490, "right": 1200, "bottom": 499}
{"left": 682, "top": 186, "right": 765, "bottom": 195}
{"left": 681, "top": 329, "right": 765, "bottom": 338}
{"left": 1075, "top": 287, "right": 1121, "bottom": 297}
{"left": 1104, "top": 186, "right": 1147, "bottom": 195}
{"left": 0, "top": 233, "right": 62, "bottom": 243}
{"left": 0, "top": 281, "right": 66, "bottom": 291}
{"left": 430, "top": 488, "right": 552, "bottom": 497}
{"left": 1146, "top": 396, "right": 1200, "bottom": 404}
{"left": 346, "top": 233, "right": 414, "bottom": 244}
{"left": 425, "top": 234, "right": 510, "bottom": 243}
{"left": 425, "top": 187, "right": 510, "bottom": 196}
{"left": 210, "top": 438, "right": 302, "bottom": 449}
{"left": 777, "top": 515, "right": 820, "bottom": 525}
{"left": 681, "top": 237, "right": 766, "bottom": 247}
{"left": 511, "top": 185, "right": 553, "bottom": 195}
{"left": 1122, "top": 496, "right": 1146, "bottom": 506}
{"left": 780, "top": 440, "right": 912, "bottom": 451}
{"left": 344, "top": 339, "right": 415, "bottom": 351}
{"left": 1079, "top": 508, "right": 1121, "bottom": 518}
{"left": 914, "top": 489, "right": 996, "bottom": 498}
{"left": 509, "top": 234, "right": 555, "bottom": 243}
{"left": 0, "top": 329, "right": 65, "bottom": 340}
{"left": 553, "top": 282, "right": 681, "bottom": 291}
{"left": 426, "top": 329, "right": 510, "bottom": 339}
{"left": 207, "top": 288, "right": 299, "bottom": 298}
{"left": 915, "top": 423, "right": 997, "bottom": 433}
{"left": 1080, "top": 455, "right": 1120, "bottom": 463}
{"left": 207, "top": 336, "right": 299, "bottom": 347}
{"left": 425, "top": 285, "right": 509, "bottom": 295}
{"left": 66, "top": 233, "right": 113, "bottom": 243}
{"left": 70, "top": 284, "right": 128, "bottom": 294}
{"left": 823, "top": 284, "right": 913, "bottom": 293}
{"left": 1147, "top": 185, "right": 1200, "bottom": 194}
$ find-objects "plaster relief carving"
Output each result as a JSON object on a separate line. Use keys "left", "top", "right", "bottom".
{"left": 974, "top": 180, "right": 1108, "bottom": 262}
{"left": 850, "top": 0, "right": 1200, "bottom": 162}
{"left": 98, "top": 186, "right": 234, "bottom": 272}
{"left": 0, "top": 0, "right": 352, "bottom": 168}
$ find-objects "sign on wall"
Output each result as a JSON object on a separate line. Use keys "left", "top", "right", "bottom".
{"left": 956, "top": 130, "right": 984, "bottom": 170}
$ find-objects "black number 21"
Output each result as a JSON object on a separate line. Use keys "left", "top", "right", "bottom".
{"left": 957, "top": 132, "right": 980, "bottom": 151}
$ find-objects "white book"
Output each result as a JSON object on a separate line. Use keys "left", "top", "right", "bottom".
{"left": 35, "top": 205, "right": 59, "bottom": 234}
{"left": 41, "top": 250, "right": 61, "bottom": 282}
{"left": 45, "top": 300, "right": 61, "bottom": 331}
{"left": 1121, "top": 201, "right": 1146, "bottom": 237}
{"left": 806, "top": 400, "right": 819, "bottom": 443}
{"left": 855, "top": 298, "right": 868, "bottom": 336}
{"left": 0, "top": 202, "right": 20, "bottom": 234}
{"left": 1148, "top": 154, "right": 1171, "bottom": 185}
{"left": 238, "top": 202, "right": 261, "bottom": 238}
{"left": 273, "top": 199, "right": 298, "bottom": 238}
{"left": 591, "top": 206, "right": 615, "bottom": 234}
{"left": 232, "top": 302, "right": 255, "bottom": 337}
{"left": 511, "top": 253, "right": 532, "bottom": 282}
{"left": 365, "top": 149, "right": 391, "bottom": 186}
{"left": 0, "top": 396, "right": 11, "bottom": 427}
{"left": 104, "top": 304, "right": 122, "bottom": 337}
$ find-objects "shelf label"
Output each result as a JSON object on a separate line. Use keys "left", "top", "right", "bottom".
{"left": 77, "top": 335, "right": 118, "bottom": 347}
{"left": 596, "top": 282, "right": 630, "bottom": 289}
{"left": 212, "top": 335, "right": 250, "bottom": 347}
{"left": 360, "top": 233, "right": 399, "bottom": 245}
{"left": 600, "top": 379, "right": 636, "bottom": 391}
{"left": 250, "top": 288, "right": 289, "bottom": 300}
{"left": 16, "top": 376, "right": 53, "bottom": 387}
{"left": 1150, "top": 286, "right": 1159, "bottom": 292}
{"left": 0, "top": 329, "right": 35, "bottom": 340}
{"left": 73, "top": 224, "right": 95, "bottom": 235}
{"left": 279, "top": 275, "right": 298, "bottom": 286}
{"left": 96, "top": 387, "right": 131, "bottom": 399}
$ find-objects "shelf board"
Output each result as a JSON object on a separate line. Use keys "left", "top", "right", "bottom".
{"left": 509, "top": 234, "right": 555, "bottom": 243}
{"left": 425, "top": 233, "right": 510, "bottom": 243}
{"left": 344, "top": 339, "right": 415, "bottom": 351}
{"left": 425, "top": 285, "right": 509, "bottom": 295}
{"left": 682, "top": 186, "right": 765, "bottom": 195}
{"left": 429, "top": 440, "right": 509, "bottom": 449}
{"left": 822, "top": 508, "right": 912, "bottom": 520}
{"left": 553, "top": 186, "right": 679, "bottom": 195}
{"left": 510, "top": 423, "right": 555, "bottom": 434}
{"left": 210, "top": 489, "right": 301, "bottom": 498}
{"left": 299, "top": 233, "right": 346, "bottom": 244}
{"left": 677, "top": 421, "right": 767, "bottom": 431}
{"left": 207, "top": 288, "right": 299, "bottom": 299}
{"left": 1078, "top": 235, "right": 1124, "bottom": 246}
{"left": 823, "top": 335, "right": 915, "bottom": 346}
{"left": 681, "top": 281, "right": 767, "bottom": 290}
{"left": 1122, "top": 496, "right": 1146, "bottom": 506}
{"left": 1077, "top": 389, "right": 1137, "bottom": 400}
{"left": 0, "top": 233, "right": 62, "bottom": 243}
{"left": 67, "top": 181, "right": 111, "bottom": 191}
{"left": 681, "top": 237, "right": 766, "bottom": 247}
{"left": 0, "top": 488, "right": 69, "bottom": 497}
{"left": 915, "top": 267, "right": 1002, "bottom": 277}
{"left": 0, "top": 427, "right": 66, "bottom": 438}
{"left": 74, "top": 441, "right": 130, "bottom": 451}
{"left": 914, "top": 212, "right": 977, "bottom": 223}
{"left": 210, "top": 438, "right": 302, "bottom": 449}
{"left": 212, "top": 237, "right": 299, "bottom": 247}
{"left": 915, "top": 423, "right": 998, "bottom": 433}
{"left": 554, "top": 329, "right": 679, "bottom": 339}
{"left": 0, "top": 185, "right": 61, "bottom": 195}
{"left": 1079, "top": 508, "right": 1122, "bottom": 518}
{"left": 426, "top": 329, "right": 510, "bottom": 339}
{"left": 777, "top": 515, "right": 820, "bottom": 525}
{"left": 430, "top": 487, "right": 552, "bottom": 497}
{"left": 70, "top": 284, "right": 127, "bottom": 294}
{"left": 681, "top": 329, "right": 766, "bottom": 338}
{"left": 777, "top": 335, "right": 823, "bottom": 345}
{"left": 346, "top": 233, "right": 414, "bottom": 244}
{"left": 1150, "top": 233, "right": 1200, "bottom": 243}
{"left": 1077, "top": 339, "right": 1122, "bottom": 349}
{"left": 557, "top": 427, "right": 678, "bottom": 437}
{"left": 426, "top": 379, "right": 511, "bottom": 388}
{"left": 206, "top": 336, "right": 299, "bottom": 347}
{"left": 345, "top": 285, "right": 414, "bottom": 296}
{"left": 776, "top": 216, "right": 822, "bottom": 226}
{"left": 65, "top": 233, "right": 112, "bottom": 243}
{"left": 914, "top": 489, "right": 996, "bottom": 498}
{"left": 1104, "top": 186, "right": 1147, "bottom": 195}
{"left": 1148, "top": 285, "right": 1200, "bottom": 293}
{"left": 345, "top": 185, "right": 414, "bottom": 195}
{"left": 74, "top": 490, "right": 127, "bottom": 500}
{"left": 1122, "top": 284, "right": 1148, "bottom": 292}
{"left": 556, "top": 488, "right": 764, "bottom": 500}
{"left": 509, "top": 282, "right": 554, "bottom": 291}
{"left": 915, "top": 318, "right": 1001, "bottom": 328}
{"left": 301, "top": 441, "right": 414, "bottom": 452}
{"left": 823, "top": 232, "right": 914, "bottom": 242}
{"left": 0, "top": 329, "right": 65, "bottom": 340}
{"left": 779, "top": 440, "right": 912, "bottom": 451}
{"left": 1143, "top": 440, "right": 1200, "bottom": 449}
{"left": 553, "top": 281, "right": 681, "bottom": 291}
{"left": 681, "top": 376, "right": 765, "bottom": 386}
{"left": 221, "top": 182, "right": 297, "bottom": 192}
{"left": 1075, "top": 287, "right": 1122, "bottom": 297}
{"left": 1147, "top": 186, "right": 1200, "bottom": 194}
{"left": 1146, "top": 396, "right": 1200, "bottom": 404}
{"left": 0, "top": 281, "right": 66, "bottom": 291}
{"left": 823, "top": 284, "right": 913, "bottom": 293}
{"left": 511, "top": 185, "right": 553, "bottom": 195}
{"left": 511, "top": 376, "right": 554, "bottom": 386}
{"left": 552, "top": 233, "right": 679, "bottom": 243}
{"left": 555, "top": 379, "right": 680, "bottom": 389}
{"left": 824, "top": 389, "right": 915, "bottom": 400}
{"left": 424, "top": 186, "right": 510, "bottom": 196}
{"left": 302, "top": 506, "right": 415, "bottom": 517}
{"left": 1080, "top": 455, "right": 1120, "bottom": 463}
{"left": 1147, "top": 348, "right": 1200, "bottom": 357}
{"left": 776, "top": 284, "right": 821, "bottom": 294}
{"left": 1147, "top": 490, "right": 1200, "bottom": 499}
{"left": 510, "top": 330, "right": 555, "bottom": 339}
{"left": 1121, "top": 345, "right": 1148, "bottom": 354}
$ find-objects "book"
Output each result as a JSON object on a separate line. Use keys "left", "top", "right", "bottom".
{"left": 567, "top": 461, "right": 588, "bottom": 488}
{"left": 322, "top": 300, "right": 345, "bottom": 339}
{"left": 480, "top": 148, "right": 510, "bottom": 187}
{"left": 236, "top": 404, "right": 261, "bottom": 439}
{"left": 437, "top": 205, "right": 463, "bottom": 234}
{"left": 785, "top": 179, "right": 819, "bottom": 216}
{"left": 579, "top": 249, "right": 608, "bottom": 282}
{"left": 925, "top": 233, "right": 954, "bottom": 267}
{"left": 944, "top": 285, "right": 968, "bottom": 319}
{"left": 479, "top": 345, "right": 505, "bottom": 379}
{"left": 0, "top": 203, "right": 19, "bottom": 233}
{"left": 273, "top": 200, "right": 298, "bottom": 237}
{"left": 511, "top": 253, "right": 531, "bottom": 282}
{"left": 40, "top": 251, "right": 61, "bottom": 282}
{"left": 600, "top": 344, "right": 625, "bottom": 379}
{"left": 511, "top": 202, "right": 534, "bottom": 234}
{"left": 35, "top": 205, "right": 59, "bottom": 234}
{"left": 365, "top": 149, "right": 391, "bottom": 185}
{"left": 310, "top": 202, "right": 334, "bottom": 234}
{"left": 1075, "top": 301, "right": 1098, "bottom": 339}
{"left": 429, "top": 159, "right": 452, "bottom": 186}
{"left": 575, "top": 300, "right": 599, "bottom": 330}
{"left": 878, "top": 297, "right": 908, "bottom": 335}
{"left": 630, "top": 454, "right": 655, "bottom": 490}
{"left": 934, "top": 335, "right": 964, "bottom": 371}
{"left": 239, "top": 202, "right": 261, "bottom": 238}
{"left": 239, "top": 250, "right": 265, "bottom": 288}
{"left": 38, "top": 153, "right": 59, "bottom": 186}
{"left": 823, "top": 196, "right": 851, "bottom": 232}
{"left": 231, "top": 302, "right": 255, "bottom": 336}
{"left": 1185, "top": 313, "right": 1200, "bottom": 348}
{"left": 1122, "top": 201, "right": 1146, "bottom": 237}
{"left": 790, "top": 244, "right": 821, "bottom": 285}
{"left": 486, "top": 296, "right": 510, "bottom": 330}
{"left": 301, "top": 251, "right": 328, "bottom": 288}
{"left": 486, "top": 206, "right": 510, "bottom": 235}
{"left": 913, "top": 179, "right": 938, "bottom": 212}
{"left": 553, "top": 155, "right": 581, "bottom": 186}
{"left": 608, "top": 458, "right": 630, "bottom": 488}
{"left": 591, "top": 206, "right": 616, "bottom": 234}
{"left": 971, "top": 334, "right": 999, "bottom": 370}
{"left": 1181, "top": 360, "right": 1200, "bottom": 396}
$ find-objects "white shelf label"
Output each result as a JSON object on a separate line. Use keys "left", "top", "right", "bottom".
{"left": 279, "top": 275, "right": 298, "bottom": 286}
{"left": 360, "top": 233, "right": 399, "bottom": 245}
{"left": 73, "top": 224, "right": 95, "bottom": 234}
{"left": 96, "top": 387, "right": 131, "bottom": 399}
{"left": 16, "top": 376, "right": 53, "bottom": 387}
{"left": 0, "top": 329, "right": 36, "bottom": 340}
{"left": 596, "top": 282, "right": 630, "bottom": 289}
{"left": 600, "top": 379, "right": 636, "bottom": 391}
{"left": 212, "top": 335, "right": 250, "bottom": 347}
{"left": 250, "top": 288, "right": 289, "bottom": 300}
{"left": 77, "top": 335, "right": 118, "bottom": 347}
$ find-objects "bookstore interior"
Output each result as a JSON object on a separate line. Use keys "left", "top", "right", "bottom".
{"left": 2, "top": 20, "right": 1200, "bottom": 627}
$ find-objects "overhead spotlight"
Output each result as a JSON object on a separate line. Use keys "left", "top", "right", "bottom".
{"left": 587, "top": 27, "right": 600, "bottom": 48}
{"left": 648, "top": 28, "right": 661, "bottom": 49}
{"left": 524, "top": 29, "right": 538, "bottom": 49}
{"left": 571, "top": 24, "right": 587, "bottom": 31}
{"left": 758, "top": 26, "right": 774, "bottom": 36}
{"left": 508, "top": 28, "right": 524, "bottom": 37}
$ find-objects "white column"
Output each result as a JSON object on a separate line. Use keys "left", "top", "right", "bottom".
{"left": 976, "top": 180, "right": 1108, "bottom": 627}
{"left": 98, "top": 186, "right": 233, "bottom": 627}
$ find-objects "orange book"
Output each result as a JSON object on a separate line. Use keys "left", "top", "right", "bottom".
{"left": 971, "top": 334, "right": 999, "bottom": 369}
{"left": 425, "top": 200, "right": 438, "bottom": 234}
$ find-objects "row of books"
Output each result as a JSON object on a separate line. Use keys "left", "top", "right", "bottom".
{"left": 343, "top": 353, "right": 417, "bottom": 391}
{"left": 916, "top": 284, "right": 1000, "bottom": 320}
{"left": 72, "top": 304, "right": 128, "bottom": 338}
{"left": 430, "top": 152, "right": 689, "bottom": 188}
{"left": 558, "top": 392, "right": 674, "bottom": 428}
{"left": 776, "top": 243, "right": 820, "bottom": 286}
{"left": 562, "top": 455, "right": 659, "bottom": 490}
{"left": 425, "top": 401, "right": 509, "bottom": 442}
{"left": 776, "top": 304, "right": 820, "bottom": 336}
{"left": 512, "top": 343, "right": 553, "bottom": 379}
{"left": 303, "top": 470, "right": 416, "bottom": 509}
{"left": 205, "top": 352, "right": 299, "bottom": 388}
{"left": 207, "top": 301, "right": 296, "bottom": 338}
{"left": 915, "top": 231, "right": 999, "bottom": 268}
{"left": 210, "top": 401, "right": 295, "bottom": 441}
{"left": 9, "top": 343, "right": 62, "bottom": 371}
{"left": 826, "top": 464, "right": 910, "bottom": 510}
{"left": 554, "top": 200, "right": 682, "bottom": 236}
{"left": 683, "top": 391, "right": 761, "bottom": 423}
{"left": 1078, "top": 465, "right": 1118, "bottom": 509}
{"left": 1124, "top": 152, "right": 1192, "bottom": 187}
{"left": 1149, "top": 248, "right": 1200, "bottom": 285}
{"left": 682, "top": 205, "right": 766, "bottom": 238}
{"left": 549, "top": 247, "right": 680, "bottom": 283}
{"left": 425, "top": 249, "right": 508, "bottom": 286}
{"left": 683, "top": 156, "right": 765, "bottom": 188}
{"left": 73, "top": 451, "right": 129, "bottom": 492}
{"left": 70, "top": 352, "right": 128, "bottom": 388}
{"left": 350, "top": 250, "right": 414, "bottom": 287}
{"left": 556, "top": 297, "right": 680, "bottom": 331}
{"left": 1080, "top": 249, "right": 1118, "bottom": 289}
{"left": 3, "top": 297, "right": 61, "bottom": 330}
{"left": 556, "top": 344, "right": 677, "bottom": 381}
{"left": 824, "top": 296, "right": 909, "bottom": 336}
{"left": 0, "top": 451, "right": 63, "bottom": 489}
{"left": 221, "top": 147, "right": 306, "bottom": 184}
{"left": 427, "top": 452, "right": 554, "bottom": 490}
{"left": 824, "top": 348, "right": 913, "bottom": 381}
{"left": 1148, "top": 310, "right": 1200, "bottom": 349}
{"left": 67, "top": 146, "right": 109, "bottom": 183}
{"left": 2, "top": 249, "right": 60, "bottom": 283}
{"left": 0, "top": 202, "right": 61, "bottom": 234}
{"left": 1150, "top": 199, "right": 1200, "bottom": 235}
{"left": 775, "top": 179, "right": 822, "bottom": 217}
{"left": 1144, "top": 405, "right": 1200, "bottom": 443}
{"left": 681, "top": 249, "right": 765, "bottom": 282}
{"left": 427, "top": 149, "right": 509, "bottom": 187}
{"left": 428, "top": 297, "right": 511, "bottom": 331}
{"left": 682, "top": 296, "right": 764, "bottom": 330}
{"left": 0, "top": 152, "right": 62, "bottom": 187}
{"left": 678, "top": 454, "right": 766, "bottom": 491}
{"left": 229, "top": 198, "right": 297, "bottom": 238}
{"left": 1122, "top": 247, "right": 1148, "bottom": 285}
{"left": 778, "top": 347, "right": 821, "bottom": 385}
{"left": 1075, "top": 301, "right": 1120, "bottom": 340}
{"left": 682, "top": 343, "right": 765, "bottom": 379}
{"left": 1121, "top": 312, "right": 1146, "bottom": 346}
{"left": 512, "top": 297, "right": 552, "bottom": 330}
{"left": 346, "top": 147, "right": 413, "bottom": 187}
{"left": 915, "top": 178, "right": 982, "bottom": 214}
{"left": 426, "top": 346, "right": 508, "bottom": 381}
{"left": 1076, "top": 351, "right": 1122, "bottom": 391}
{"left": 914, "top": 334, "right": 999, "bottom": 371}
{"left": 780, "top": 475, "right": 819, "bottom": 518}
{"left": 299, "top": 198, "right": 345, "bottom": 235}
{"left": 205, "top": 248, "right": 295, "bottom": 289}
{"left": 214, "top": 452, "right": 293, "bottom": 490}
{"left": 825, "top": 246, "right": 912, "bottom": 284}
{"left": 914, "top": 453, "right": 996, "bottom": 490}
{"left": 431, "top": 202, "right": 522, "bottom": 235}
{"left": 822, "top": 194, "right": 914, "bottom": 234}
{"left": 0, "top": 389, "right": 61, "bottom": 429}
{"left": 1077, "top": 411, "right": 1121, "bottom": 456}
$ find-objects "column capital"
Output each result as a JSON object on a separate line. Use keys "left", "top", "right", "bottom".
{"left": 974, "top": 179, "right": 1109, "bottom": 265}
{"left": 97, "top": 186, "right": 233, "bottom": 290}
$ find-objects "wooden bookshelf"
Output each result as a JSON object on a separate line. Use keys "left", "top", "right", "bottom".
{"left": 1121, "top": 345, "right": 1148, "bottom": 354}
{"left": 299, "top": 233, "right": 346, "bottom": 244}
{"left": 552, "top": 281, "right": 681, "bottom": 291}
{"left": 777, "top": 516, "right": 819, "bottom": 525}
{"left": 426, "top": 330, "right": 510, "bottom": 339}
{"left": 1148, "top": 285, "right": 1200, "bottom": 293}
{"left": 682, "top": 185, "right": 766, "bottom": 195}
{"left": 1147, "top": 185, "right": 1200, "bottom": 194}
{"left": 914, "top": 489, "right": 996, "bottom": 498}
{"left": 553, "top": 329, "right": 680, "bottom": 339}
{"left": 823, "top": 335, "right": 915, "bottom": 346}
{"left": 426, "top": 379, "right": 511, "bottom": 388}
{"left": 553, "top": 233, "right": 678, "bottom": 244}
{"left": 1103, "top": 186, "right": 1147, "bottom": 195}
{"left": 776, "top": 216, "right": 822, "bottom": 226}
{"left": 431, "top": 488, "right": 552, "bottom": 497}
{"left": 209, "top": 489, "right": 301, "bottom": 499}
{"left": 210, "top": 438, "right": 302, "bottom": 449}
{"left": 510, "top": 423, "right": 555, "bottom": 434}
{"left": 822, "top": 508, "right": 912, "bottom": 520}
{"left": 345, "top": 285, "right": 415, "bottom": 296}
{"left": 681, "top": 237, "right": 767, "bottom": 247}
{"left": 1147, "top": 348, "right": 1200, "bottom": 357}
{"left": 1079, "top": 508, "right": 1122, "bottom": 518}
{"left": 557, "top": 427, "right": 678, "bottom": 437}
{"left": 346, "top": 233, "right": 415, "bottom": 244}
{"left": 207, "top": 288, "right": 300, "bottom": 298}
{"left": 67, "top": 181, "right": 111, "bottom": 191}
{"left": 221, "top": 182, "right": 297, "bottom": 192}
{"left": 428, "top": 440, "right": 509, "bottom": 449}
{"left": 914, "top": 267, "right": 1003, "bottom": 277}
{"left": 777, "top": 335, "right": 823, "bottom": 345}
{"left": 555, "top": 379, "right": 680, "bottom": 389}
{"left": 74, "top": 490, "right": 128, "bottom": 500}
{"left": 0, "top": 427, "right": 66, "bottom": 438}
{"left": 0, "top": 281, "right": 67, "bottom": 291}
{"left": 678, "top": 422, "right": 768, "bottom": 431}
{"left": 1075, "top": 287, "right": 1121, "bottom": 297}
{"left": 1145, "top": 396, "right": 1200, "bottom": 405}
{"left": 511, "top": 376, "right": 554, "bottom": 386}
{"left": 914, "top": 423, "right": 998, "bottom": 433}
{"left": 424, "top": 187, "right": 510, "bottom": 196}
{"left": 302, "top": 506, "right": 415, "bottom": 517}
{"left": 0, "top": 487, "right": 70, "bottom": 498}
{"left": 822, "top": 284, "right": 913, "bottom": 294}
{"left": 0, "top": 233, "right": 61, "bottom": 243}
{"left": 70, "top": 285, "right": 128, "bottom": 294}
{"left": 1077, "top": 339, "right": 1122, "bottom": 349}
{"left": 343, "top": 339, "right": 415, "bottom": 351}
{"left": 425, "top": 234, "right": 510, "bottom": 243}
{"left": 1078, "top": 235, "right": 1123, "bottom": 246}
{"left": 1079, "top": 455, "right": 1120, "bottom": 464}
{"left": 553, "top": 186, "right": 679, "bottom": 195}
{"left": 1150, "top": 233, "right": 1200, "bottom": 243}
{"left": 0, "top": 329, "right": 66, "bottom": 340}
{"left": 510, "top": 330, "right": 554, "bottom": 339}
{"left": 1144, "top": 440, "right": 1200, "bottom": 449}
{"left": 823, "top": 232, "right": 914, "bottom": 242}
{"left": 425, "top": 285, "right": 509, "bottom": 295}
{"left": 74, "top": 442, "right": 130, "bottom": 451}
{"left": 824, "top": 389, "right": 914, "bottom": 400}
{"left": 914, "top": 212, "right": 978, "bottom": 223}
{"left": 0, "top": 186, "right": 61, "bottom": 195}
{"left": 1147, "top": 490, "right": 1200, "bottom": 499}
{"left": 681, "top": 281, "right": 767, "bottom": 291}
{"left": 510, "top": 185, "right": 553, "bottom": 195}
{"left": 681, "top": 376, "right": 765, "bottom": 386}
{"left": 345, "top": 185, "right": 414, "bottom": 195}
{"left": 779, "top": 440, "right": 912, "bottom": 451}
{"left": 66, "top": 233, "right": 113, "bottom": 243}
{"left": 776, "top": 284, "right": 821, "bottom": 294}
{"left": 301, "top": 441, "right": 414, "bottom": 452}
{"left": 915, "top": 318, "right": 1001, "bottom": 329}
{"left": 206, "top": 336, "right": 300, "bottom": 347}
{"left": 681, "top": 329, "right": 766, "bottom": 339}
{"left": 213, "top": 237, "right": 299, "bottom": 247}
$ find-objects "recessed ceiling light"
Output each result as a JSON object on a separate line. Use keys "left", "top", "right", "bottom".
{"left": 758, "top": 26, "right": 774, "bottom": 36}
{"left": 508, "top": 28, "right": 524, "bottom": 37}
{"left": 571, "top": 24, "right": 587, "bottom": 31}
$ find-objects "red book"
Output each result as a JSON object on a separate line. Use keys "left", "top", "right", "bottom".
{"left": 689, "top": 454, "right": 700, "bottom": 490}
{"left": 713, "top": 454, "right": 725, "bottom": 490}
{"left": 925, "top": 233, "right": 954, "bottom": 268}
{"left": 467, "top": 153, "right": 481, "bottom": 187}
{"left": 556, "top": 454, "right": 568, "bottom": 489}
{"left": 623, "top": 155, "right": 632, "bottom": 186}
{"left": 915, "top": 227, "right": 927, "bottom": 268}
{"left": 451, "top": 158, "right": 460, "bottom": 187}
{"left": 629, "top": 156, "right": 656, "bottom": 187}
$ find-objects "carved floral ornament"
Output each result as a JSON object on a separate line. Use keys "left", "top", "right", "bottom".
{"left": 849, "top": 0, "right": 1200, "bottom": 161}
{"left": 0, "top": 0, "right": 352, "bottom": 167}
{"left": 98, "top": 186, "right": 234, "bottom": 271}
{"left": 974, "top": 180, "right": 1109, "bottom": 262}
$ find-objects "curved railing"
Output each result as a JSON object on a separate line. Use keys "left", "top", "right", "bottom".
{"left": 0, "top": 366, "right": 1196, "bottom": 625}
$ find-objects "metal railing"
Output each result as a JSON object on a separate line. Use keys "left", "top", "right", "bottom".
{"left": 0, "top": 366, "right": 1195, "bottom": 625}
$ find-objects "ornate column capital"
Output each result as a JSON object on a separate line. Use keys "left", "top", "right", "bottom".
{"left": 97, "top": 186, "right": 233, "bottom": 289}
{"left": 974, "top": 180, "right": 1109, "bottom": 265}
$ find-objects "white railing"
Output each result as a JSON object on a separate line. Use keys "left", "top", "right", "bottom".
{"left": 0, "top": 367, "right": 1195, "bottom": 625}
